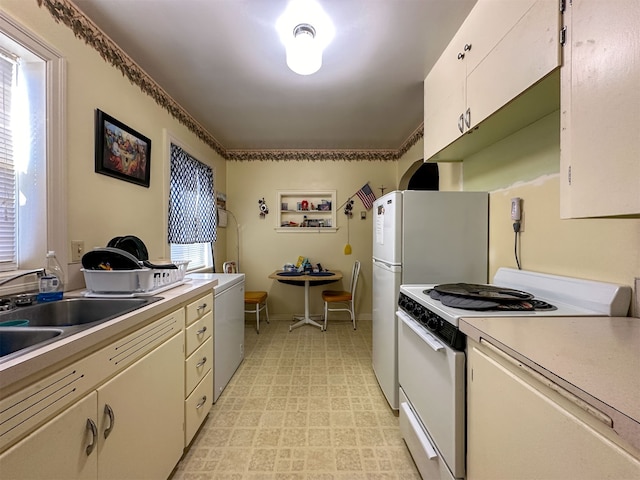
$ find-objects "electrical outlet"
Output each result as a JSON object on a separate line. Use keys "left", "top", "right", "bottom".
{"left": 71, "top": 240, "right": 85, "bottom": 263}
{"left": 240, "top": 343, "right": 244, "bottom": 357}
{"left": 510, "top": 197, "right": 521, "bottom": 221}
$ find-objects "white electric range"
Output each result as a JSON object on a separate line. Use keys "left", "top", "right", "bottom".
{"left": 396, "top": 268, "right": 632, "bottom": 480}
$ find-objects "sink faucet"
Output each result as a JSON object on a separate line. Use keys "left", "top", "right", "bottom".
{"left": 0, "top": 268, "right": 46, "bottom": 287}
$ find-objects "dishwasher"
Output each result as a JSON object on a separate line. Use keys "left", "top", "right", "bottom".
{"left": 188, "top": 273, "right": 245, "bottom": 403}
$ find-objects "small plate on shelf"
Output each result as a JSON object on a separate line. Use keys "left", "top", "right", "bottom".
{"left": 277, "top": 271, "right": 303, "bottom": 277}
{"left": 308, "top": 271, "right": 335, "bottom": 277}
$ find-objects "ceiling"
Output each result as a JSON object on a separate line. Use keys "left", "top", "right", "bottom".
{"left": 71, "top": 0, "right": 476, "bottom": 155}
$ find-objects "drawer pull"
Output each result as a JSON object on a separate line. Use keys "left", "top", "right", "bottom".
{"left": 86, "top": 418, "right": 97, "bottom": 456}
{"left": 103, "top": 403, "right": 115, "bottom": 439}
{"left": 196, "top": 326, "right": 207, "bottom": 336}
{"left": 196, "top": 395, "right": 208, "bottom": 409}
{"left": 196, "top": 356, "right": 207, "bottom": 368}
{"left": 197, "top": 303, "right": 208, "bottom": 312}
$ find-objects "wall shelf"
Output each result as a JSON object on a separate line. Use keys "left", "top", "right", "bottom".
{"left": 276, "top": 190, "right": 337, "bottom": 232}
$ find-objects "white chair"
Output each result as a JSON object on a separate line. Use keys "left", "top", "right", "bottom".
{"left": 321, "top": 260, "right": 360, "bottom": 331}
{"left": 223, "top": 261, "right": 269, "bottom": 334}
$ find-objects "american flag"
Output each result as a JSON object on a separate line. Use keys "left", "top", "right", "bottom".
{"left": 355, "top": 183, "right": 377, "bottom": 210}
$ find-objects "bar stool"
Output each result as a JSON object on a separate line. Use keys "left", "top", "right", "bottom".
{"left": 223, "top": 261, "right": 269, "bottom": 333}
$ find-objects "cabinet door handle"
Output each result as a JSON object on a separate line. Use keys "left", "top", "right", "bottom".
{"left": 197, "top": 303, "right": 208, "bottom": 312}
{"left": 196, "top": 326, "right": 207, "bottom": 336}
{"left": 103, "top": 403, "right": 115, "bottom": 439}
{"left": 458, "top": 113, "right": 465, "bottom": 133}
{"left": 196, "top": 395, "right": 208, "bottom": 409}
{"left": 464, "top": 43, "right": 472, "bottom": 52}
{"left": 457, "top": 52, "right": 465, "bottom": 60}
{"left": 196, "top": 356, "right": 207, "bottom": 368}
{"left": 86, "top": 418, "right": 97, "bottom": 456}
{"left": 465, "top": 108, "right": 471, "bottom": 128}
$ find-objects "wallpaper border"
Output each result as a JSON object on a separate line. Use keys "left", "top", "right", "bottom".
{"left": 38, "top": 0, "right": 423, "bottom": 162}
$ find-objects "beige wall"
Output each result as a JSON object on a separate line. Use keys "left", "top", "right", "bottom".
{"left": 4, "top": 1, "right": 227, "bottom": 288}
{"left": 226, "top": 160, "right": 396, "bottom": 319}
{"left": 464, "top": 112, "right": 640, "bottom": 292}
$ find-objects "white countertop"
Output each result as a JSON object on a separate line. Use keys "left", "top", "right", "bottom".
{"left": 460, "top": 315, "right": 640, "bottom": 451}
{"left": 0, "top": 278, "right": 217, "bottom": 396}
{"left": 188, "top": 273, "right": 244, "bottom": 294}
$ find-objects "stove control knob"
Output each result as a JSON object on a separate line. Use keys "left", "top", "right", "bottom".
{"left": 426, "top": 313, "right": 438, "bottom": 330}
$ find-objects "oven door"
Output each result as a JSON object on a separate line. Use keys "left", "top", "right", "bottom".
{"left": 397, "top": 309, "right": 465, "bottom": 478}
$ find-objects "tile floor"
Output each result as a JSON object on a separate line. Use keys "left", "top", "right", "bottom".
{"left": 171, "top": 318, "right": 420, "bottom": 479}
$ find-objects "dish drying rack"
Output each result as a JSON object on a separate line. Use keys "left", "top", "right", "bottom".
{"left": 82, "top": 261, "right": 190, "bottom": 297}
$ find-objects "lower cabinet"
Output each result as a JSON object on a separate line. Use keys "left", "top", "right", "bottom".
{"left": 0, "top": 330, "right": 185, "bottom": 480}
{"left": 0, "top": 392, "right": 98, "bottom": 479}
{"left": 97, "top": 330, "right": 184, "bottom": 480}
{"left": 467, "top": 339, "right": 640, "bottom": 480}
{"left": 184, "top": 293, "right": 214, "bottom": 446}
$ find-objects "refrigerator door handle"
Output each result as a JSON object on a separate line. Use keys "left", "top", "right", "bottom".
{"left": 373, "top": 258, "right": 401, "bottom": 273}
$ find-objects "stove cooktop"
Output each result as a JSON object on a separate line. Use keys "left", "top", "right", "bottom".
{"left": 398, "top": 268, "right": 632, "bottom": 328}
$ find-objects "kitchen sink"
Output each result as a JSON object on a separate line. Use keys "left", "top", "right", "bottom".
{"left": 0, "top": 327, "right": 64, "bottom": 357}
{"left": 0, "top": 297, "right": 162, "bottom": 361}
{"left": 0, "top": 297, "right": 161, "bottom": 327}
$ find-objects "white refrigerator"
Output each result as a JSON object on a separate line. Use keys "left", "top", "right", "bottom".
{"left": 372, "top": 190, "right": 488, "bottom": 410}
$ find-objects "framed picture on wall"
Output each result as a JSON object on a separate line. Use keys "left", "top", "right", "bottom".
{"left": 95, "top": 109, "right": 151, "bottom": 187}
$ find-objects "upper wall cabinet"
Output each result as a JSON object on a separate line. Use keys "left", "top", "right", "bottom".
{"left": 560, "top": 0, "right": 640, "bottom": 218}
{"left": 424, "top": 0, "right": 561, "bottom": 162}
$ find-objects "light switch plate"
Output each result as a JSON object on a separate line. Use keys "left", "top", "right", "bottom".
{"left": 71, "top": 240, "right": 85, "bottom": 263}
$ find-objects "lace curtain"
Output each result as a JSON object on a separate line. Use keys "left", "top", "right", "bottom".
{"left": 168, "top": 143, "right": 216, "bottom": 244}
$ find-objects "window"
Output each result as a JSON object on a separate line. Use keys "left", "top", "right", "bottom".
{"left": 168, "top": 142, "right": 216, "bottom": 271}
{"left": 0, "top": 53, "right": 17, "bottom": 270}
{"left": 0, "top": 13, "right": 65, "bottom": 288}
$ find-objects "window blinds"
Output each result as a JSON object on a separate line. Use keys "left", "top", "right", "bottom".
{"left": 0, "top": 55, "right": 16, "bottom": 269}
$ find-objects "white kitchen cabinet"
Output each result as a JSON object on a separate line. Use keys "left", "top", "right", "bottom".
{"left": 184, "top": 292, "right": 213, "bottom": 446}
{"left": 97, "top": 330, "right": 184, "bottom": 480}
{"left": 424, "top": 0, "right": 561, "bottom": 161}
{"left": 560, "top": 0, "right": 640, "bottom": 218}
{"left": 0, "top": 392, "right": 98, "bottom": 479}
{"left": 0, "top": 329, "right": 184, "bottom": 480}
{"left": 276, "top": 190, "right": 337, "bottom": 232}
{"left": 467, "top": 339, "right": 640, "bottom": 479}
{"left": 0, "top": 300, "right": 195, "bottom": 479}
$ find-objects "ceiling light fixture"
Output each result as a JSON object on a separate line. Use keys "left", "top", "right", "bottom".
{"left": 276, "top": 0, "right": 335, "bottom": 76}
{"left": 287, "top": 23, "right": 321, "bottom": 75}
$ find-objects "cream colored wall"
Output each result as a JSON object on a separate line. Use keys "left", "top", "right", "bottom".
{"left": 226, "top": 160, "right": 396, "bottom": 319}
{"left": 464, "top": 112, "right": 640, "bottom": 292}
{"left": 4, "top": 1, "right": 226, "bottom": 288}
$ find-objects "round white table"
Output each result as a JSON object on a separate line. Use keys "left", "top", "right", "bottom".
{"left": 269, "top": 270, "right": 343, "bottom": 331}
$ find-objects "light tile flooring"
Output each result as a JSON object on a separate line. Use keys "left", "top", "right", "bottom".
{"left": 171, "top": 319, "right": 420, "bottom": 479}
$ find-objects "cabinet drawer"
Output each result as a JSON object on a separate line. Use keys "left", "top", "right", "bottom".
{"left": 186, "top": 293, "right": 213, "bottom": 325}
{"left": 185, "top": 311, "right": 213, "bottom": 356}
{"left": 185, "top": 370, "right": 212, "bottom": 446}
{"left": 185, "top": 337, "right": 212, "bottom": 396}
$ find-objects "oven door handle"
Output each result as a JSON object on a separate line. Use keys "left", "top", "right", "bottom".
{"left": 396, "top": 310, "right": 444, "bottom": 352}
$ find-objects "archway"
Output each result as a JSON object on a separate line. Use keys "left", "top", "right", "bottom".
{"left": 399, "top": 160, "right": 439, "bottom": 191}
